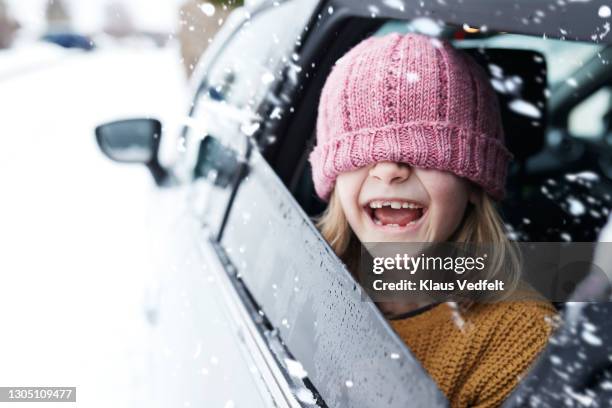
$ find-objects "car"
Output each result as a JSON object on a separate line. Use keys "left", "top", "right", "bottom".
{"left": 95, "top": 0, "right": 612, "bottom": 406}
{"left": 41, "top": 32, "right": 95, "bottom": 51}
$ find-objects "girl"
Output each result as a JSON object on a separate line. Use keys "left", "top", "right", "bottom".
{"left": 308, "top": 32, "right": 556, "bottom": 408}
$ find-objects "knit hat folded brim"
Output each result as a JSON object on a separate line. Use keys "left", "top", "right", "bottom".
{"left": 308, "top": 121, "right": 513, "bottom": 202}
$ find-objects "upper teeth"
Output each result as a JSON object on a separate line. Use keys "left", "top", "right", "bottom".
{"left": 368, "top": 200, "right": 422, "bottom": 209}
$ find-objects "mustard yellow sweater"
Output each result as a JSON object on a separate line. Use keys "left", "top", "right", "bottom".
{"left": 390, "top": 301, "right": 557, "bottom": 408}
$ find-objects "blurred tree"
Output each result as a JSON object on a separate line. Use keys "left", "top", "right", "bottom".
{"left": 103, "top": 2, "right": 135, "bottom": 38}
{"left": 0, "top": 0, "right": 19, "bottom": 49}
{"left": 45, "top": 0, "right": 72, "bottom": 32}
{"left": 178, "top": 0, "right": 243, "bottom": 78}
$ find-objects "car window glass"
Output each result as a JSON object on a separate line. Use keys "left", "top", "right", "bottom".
{"left": 220, "top": 147, "right": 448, "bottom": 407}
{"left": 205, "top": 0, "right": 316, "bottom": 110}
{"left": 176, "top": 0, "right": 317, "bottom": 178}
{"left": 175, "top": 0, "right": 318, "bottom": 235}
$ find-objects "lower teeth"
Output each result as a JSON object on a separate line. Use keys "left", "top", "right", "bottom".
{"left": 373, "top": 219, "right": 417, "bottom": 227}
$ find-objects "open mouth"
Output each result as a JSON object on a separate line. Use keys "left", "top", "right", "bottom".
{"left": 363, "top": 199, "right": 427, "bottom": 229}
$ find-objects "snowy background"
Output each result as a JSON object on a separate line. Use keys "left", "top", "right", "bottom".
{"left": 7, "top": 0, "right": 182, "bottom": 34}
{"left": 0, "top": 1, "right": 267, "bottom": 407}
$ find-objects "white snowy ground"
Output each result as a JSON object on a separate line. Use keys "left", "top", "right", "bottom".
{"left": 0, "top": 43, "right": 268, "bottom": 407}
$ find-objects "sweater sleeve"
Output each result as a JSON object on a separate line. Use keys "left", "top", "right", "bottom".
{"left": 466, "top": 302, "right": 557, "bottom": 408}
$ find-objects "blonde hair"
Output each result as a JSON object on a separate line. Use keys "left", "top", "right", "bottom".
{"left": 313, "top": 186, "right": 522, "bottom": 305}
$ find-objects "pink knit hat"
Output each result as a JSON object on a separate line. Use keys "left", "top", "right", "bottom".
{"left": 308, "top": 32, "right": 513, "bottom": 202}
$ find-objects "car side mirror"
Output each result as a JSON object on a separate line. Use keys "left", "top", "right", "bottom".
{"left": 194, "top": 135, "right": 247, "bottom": 188}
{"left": 95, "top": 118, "right": 168, "bottom": 185}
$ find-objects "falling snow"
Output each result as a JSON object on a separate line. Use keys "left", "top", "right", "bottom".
{"left": 508, "top": 99, "right": 542, "bottom": 118}
{"left": 383, "top": 0, "right": 406, "bottom": 12}
{"left": 565, "top": 171, "right": 600, "bottom": 182}
{"left": 199, "top": 3, "right": 216, "bottom": 17}
{"left": 406, "top": 72, "right": 420, "bottom": 83}
{"left": 567, "top": 196, "right": 586, "bottom": 216}
{"left": 581, "top": 329, "right": 603, "bottom": 346}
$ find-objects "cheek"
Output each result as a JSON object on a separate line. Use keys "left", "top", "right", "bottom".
{"left": 419, "top": 171, "right": 470, "bottom": 236}
{"left": 335, "top": 172, "right": 366, "bottom": 223}
{"left": 431, "top": 177, "right": 468, "bottom": 202}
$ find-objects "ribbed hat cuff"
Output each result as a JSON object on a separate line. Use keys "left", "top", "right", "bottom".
{"left": 308, "top": 122, "right": 513, "bottom": 202}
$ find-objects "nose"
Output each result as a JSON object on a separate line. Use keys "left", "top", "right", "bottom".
{"left": 368, "top": 161, "right": 411, "bottom": 185}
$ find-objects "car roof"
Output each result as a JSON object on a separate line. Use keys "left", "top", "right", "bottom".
{"left": 332, "top": 0, "right": 612, "bottom": 45}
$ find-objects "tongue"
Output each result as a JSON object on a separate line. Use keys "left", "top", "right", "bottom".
{"left": 373, "top": 208, "right": 421, "bottom": 225}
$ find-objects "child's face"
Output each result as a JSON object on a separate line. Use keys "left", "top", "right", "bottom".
{"left": 335, "top": 161, "right": 474, "bottom": 242}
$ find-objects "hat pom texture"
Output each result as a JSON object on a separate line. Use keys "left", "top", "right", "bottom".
{"left": 308, "top": 33, "right": 513, "bottom": 202}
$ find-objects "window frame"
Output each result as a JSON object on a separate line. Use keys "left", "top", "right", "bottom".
{"left": 219, "top": 141, "right": 449, "bottom": 408}
{"left": 176, "top": 0, "right": 320, "bottom": 241}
